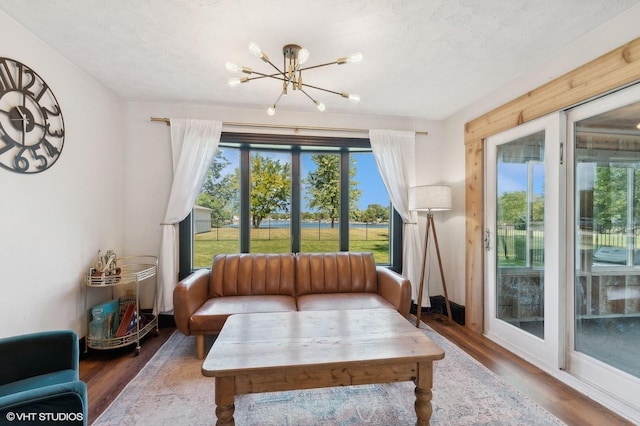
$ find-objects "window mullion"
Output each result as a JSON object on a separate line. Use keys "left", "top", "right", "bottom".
{"left": 340, "top": 150, "right": 349, "bottom": 251}
{"left": 240, "top": 148, "right": 251, "bottom": 253}
{"left": 291, "top": 149, "right": 301, "bottom": 252}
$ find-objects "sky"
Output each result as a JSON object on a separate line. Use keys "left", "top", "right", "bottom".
{"left": 352, "top": 154, "right": 389, "bottom": 209}
{"left": 497, "top": 162, "right": 545, "bottom": 196}
{"left": 302, "top": 152, "right": 389, "bottom": 210}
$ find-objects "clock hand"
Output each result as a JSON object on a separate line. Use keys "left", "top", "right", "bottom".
{"left": 16, "top": 106, "right": 27, "bottom": 146}
{"left": 22, "top": 94, "right": 28, "bottom": 136}
{"left": 21, "top": 110, "right": 27, "bottom": 134}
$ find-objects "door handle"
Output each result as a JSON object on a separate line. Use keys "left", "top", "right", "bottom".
{"left": 484, "top": 228, "right": 491, "bottom": 251}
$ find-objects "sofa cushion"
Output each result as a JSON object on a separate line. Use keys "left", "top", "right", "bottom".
{"left": 190, "top": 295, "right": 297, "bottom": 333}
{"left": 0, "top": 370, "right": 77, "bottom": 397}
{"left": 209, "top": 253, "right": 295, "bottom": 297}
{"left": 297, "top": 293, "right": 395, "bottom": 312}
{"left": 296, "top": 252, "right": 378, "bottom": 296}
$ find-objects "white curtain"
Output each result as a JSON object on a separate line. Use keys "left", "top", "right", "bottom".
{"left": 369, "top": 129, "right": 426, "bottom": 305}
{"left": 157, "top": 119, "right": 222, "bottom": 312}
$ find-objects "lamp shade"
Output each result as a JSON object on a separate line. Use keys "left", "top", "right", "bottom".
{"left": 409, "top": 185, "right": 452, "bottom": 211}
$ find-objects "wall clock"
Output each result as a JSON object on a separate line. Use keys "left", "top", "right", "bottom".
{"left": 0, "top": 57, "right": 65, "bottom": 174}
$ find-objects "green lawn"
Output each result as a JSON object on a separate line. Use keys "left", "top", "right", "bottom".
{"left": 194, "top": 225, "right": 389, "bottom": 267}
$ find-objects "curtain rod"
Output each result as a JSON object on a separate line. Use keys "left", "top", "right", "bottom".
{"left": 149, "top": 117, "right": 428, "bottom": 136}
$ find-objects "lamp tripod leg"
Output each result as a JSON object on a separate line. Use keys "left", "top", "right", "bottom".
{"left": 415, "top": 217, "right": 431, "bottom": 328}
{"left": 430, "top": 215, "right": 453, "bottom": 322}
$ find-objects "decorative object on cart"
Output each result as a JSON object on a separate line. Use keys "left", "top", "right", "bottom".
{"left": 409, "top": 185, "right": 453, "bottom": 326}
{"left": 91, "top": 250, "right": 121, "bottom": 284}
{"left": 0, "top": 57, "right": 65, "bottom": 174}
{"left": 84, "top": 255, "right": 158, "bottom": 356}
{"left": 95, "top": 249, "right": 119, "bottom": 273}
{"left": 226, "top": 42, "right": 362, "bottom": 115}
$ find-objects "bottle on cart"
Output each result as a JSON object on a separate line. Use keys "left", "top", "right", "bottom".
{"left": 89, "top": 312, "right": 106, "bottom": 340}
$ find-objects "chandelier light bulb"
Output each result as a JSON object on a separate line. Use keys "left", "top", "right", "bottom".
{"left": 225, "top": 62, "right": 242, "bottom": 73}
{"left": 228, "top": 77, "right": 246, "bottom": 87}
{"left": 346, "top": 52, "right": 363, "bottom": 64}
{"left": 248, "top": 42, "right": 262, "bottom": 57}
{"left": 341, "top": 92, "right": 361, "bottom": 103}
{"left": 315, "top": 101, "right": 326, "bottom": 112}
{"left": 298, "top": 48, "right": 311, "bottom": 65}
{"left": 267, "top": 105, "right": 276, "bottom": 116}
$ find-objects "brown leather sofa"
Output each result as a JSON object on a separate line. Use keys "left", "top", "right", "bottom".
{"left": 173, "top": 252, "right": 412, "bottom": 359}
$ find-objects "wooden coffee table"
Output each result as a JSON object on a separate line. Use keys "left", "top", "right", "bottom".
{"left": 201, "top": 308, "right": 445, "bottom": 425}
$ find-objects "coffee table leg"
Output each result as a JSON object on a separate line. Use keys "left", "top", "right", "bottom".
{"left": 215, "top": 376, "right": 235, "bottom": 425}
{"left": 414, "top": 362, "right": 434, "bottom": 425}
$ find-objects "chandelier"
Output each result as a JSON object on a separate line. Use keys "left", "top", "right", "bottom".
{"left": 226, "top": 42, "right": 363, "bottom": 115}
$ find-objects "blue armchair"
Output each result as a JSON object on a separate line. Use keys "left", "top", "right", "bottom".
{"left": 0, "top": 330, "right": 87, "bottom": 425}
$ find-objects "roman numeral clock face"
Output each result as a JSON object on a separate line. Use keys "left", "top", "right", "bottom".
{"left": 0, "top": 57, "right": 64, "bottom": 174}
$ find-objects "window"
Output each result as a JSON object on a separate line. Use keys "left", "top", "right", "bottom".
{"left": 179, "top": 133, "right": 401, "bottom": 275}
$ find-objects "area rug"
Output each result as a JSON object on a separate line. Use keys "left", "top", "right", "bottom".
{"left": 94, "top": 318, "right": 565, "bottom": 425}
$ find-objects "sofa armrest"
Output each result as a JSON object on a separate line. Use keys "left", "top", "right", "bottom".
{"left": 0, "top": 331, "right": 78, "bottom": 387}
{"left": 173, "top": 268, "right": 210, "bottom": 336}
{"left": 0, "top": 381, "right": 87, "bottom": 425}
{"left": 376, "top": 267, "right": 412, "bottom": 318}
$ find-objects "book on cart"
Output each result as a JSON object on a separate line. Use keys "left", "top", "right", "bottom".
{"left": 125, "top": 310, "right": 141, "bottom": 335}
{"left": 116, "top": 303, "right": 136, "bottom": 337}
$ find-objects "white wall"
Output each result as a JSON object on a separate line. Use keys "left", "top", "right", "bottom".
{"left": 0, "top": 10, "right": 125, "bottom": 338}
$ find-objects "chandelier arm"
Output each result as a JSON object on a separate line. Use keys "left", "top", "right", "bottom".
{"left": 262, "top": 58, "right": 289, "bottom": 81}
{"left": 245, "top": 73, "right": 344, "bottom": 97}
{"left": 246, "top": 75, "right": 290, "bottom": 84}
{"left": 299, "top": 61, "right": 340, "bottom": 72}
{"left": 300, "top": 82, "right": 343, "bottom": 96}
{"left": 249, "top": 70, "right": 297, "bottom": 88}
{"left": 246, "top": 71, "right": 284, "bottom": 81}
{"left": 273, "top": 91, "right": 284, "bottom": 106}
{"left": 299, "top": 89, "right": 319, "bottom": 104}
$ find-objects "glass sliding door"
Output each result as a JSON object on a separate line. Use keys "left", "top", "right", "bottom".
{"left": 482, "top": 86, "right": 640, "bottom": 420}
{"left": 485, "top": 113, "right": 563, "bottom": 369}
{"left": 568, "top": 86, "right": 640, "bottom": 414}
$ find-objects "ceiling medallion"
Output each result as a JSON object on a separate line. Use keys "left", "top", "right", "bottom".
{"left": 226, "top": 42, "right": 362, "bottom": 115}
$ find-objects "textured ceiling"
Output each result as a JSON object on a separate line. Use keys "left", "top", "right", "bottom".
{"left": 1, "top": 0, "right": 639, "bottom": 120}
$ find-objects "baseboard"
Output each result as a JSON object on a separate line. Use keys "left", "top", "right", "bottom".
{"left": 158, "top": 313, "right": 176, "bottom": 328}
{"left": 412, "top": 296, "right": 465, "bottom": 325}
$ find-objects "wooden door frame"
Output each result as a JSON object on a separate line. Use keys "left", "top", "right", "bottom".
{"left": 464, "top": 37, "right": 640, "bottom": 333}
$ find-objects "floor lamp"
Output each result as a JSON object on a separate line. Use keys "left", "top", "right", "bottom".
{"left": 409, "top": 185, "right": 453, "bottom": 327}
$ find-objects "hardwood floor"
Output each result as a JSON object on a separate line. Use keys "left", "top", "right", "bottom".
{"left": 422, "top": 312, "right": 633, "bottom": 426}
{"left": 79, "top": 313, "right": 634, "bottom": 425}
{"left": 79, "top": 327, "right": 175, "bottom": 424}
